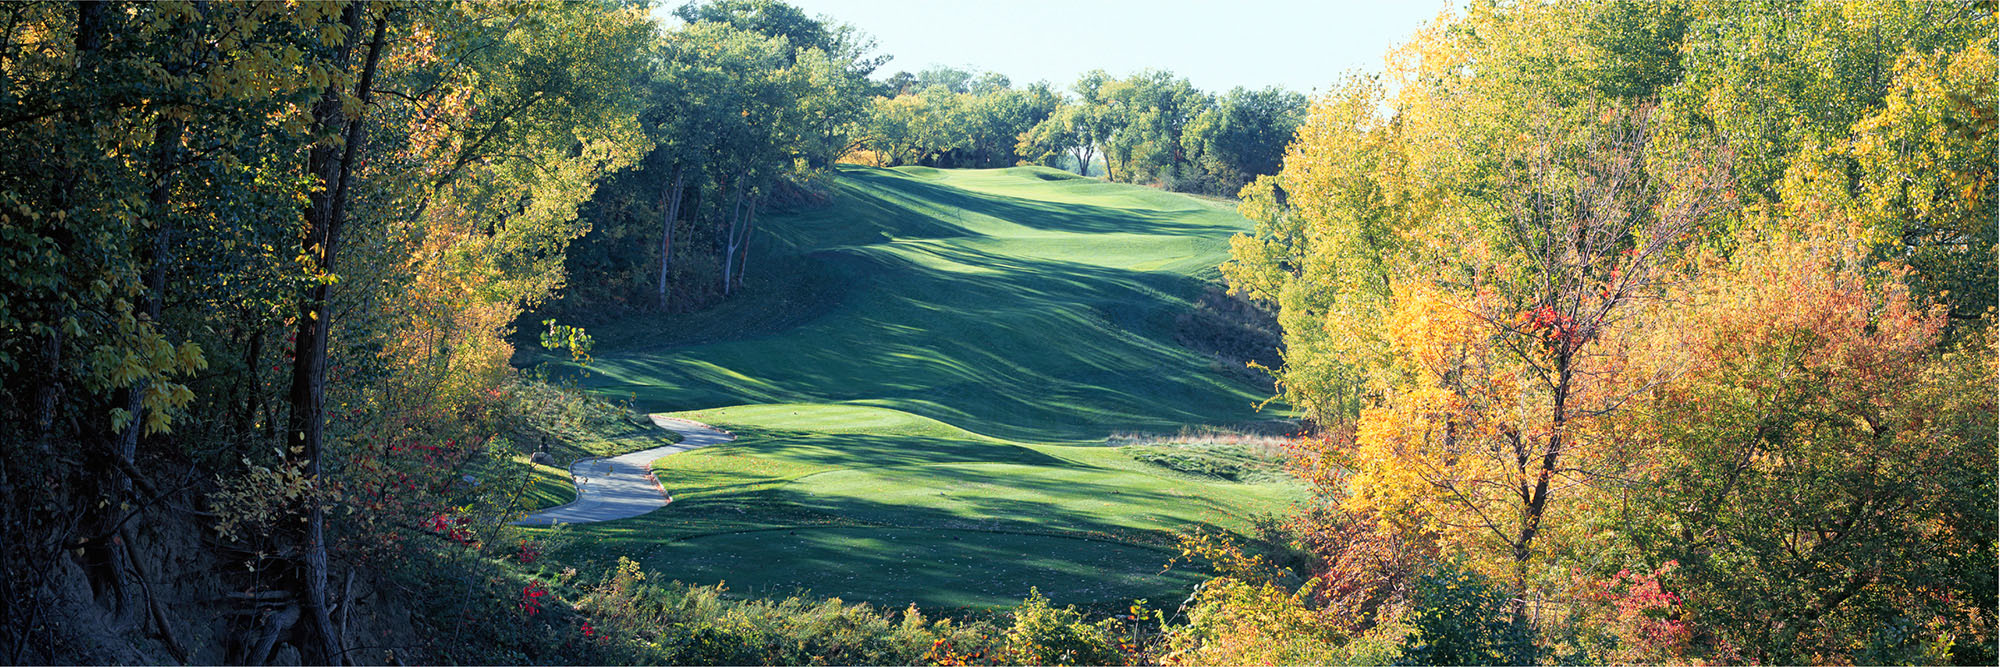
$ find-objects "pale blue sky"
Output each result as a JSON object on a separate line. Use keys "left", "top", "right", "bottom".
{"left": 652, "top": 1, "right": 1455, "bottom": 95}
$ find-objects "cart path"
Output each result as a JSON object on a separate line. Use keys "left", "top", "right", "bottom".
{"left": 512, "top": 416, "right": 734, "bottom": 526}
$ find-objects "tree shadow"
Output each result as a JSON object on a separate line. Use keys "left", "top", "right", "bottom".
{"left": 559, "top": 165, "right": 1277, "bottom": 442}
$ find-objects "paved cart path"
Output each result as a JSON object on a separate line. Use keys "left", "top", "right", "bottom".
{"left": 513, "top": 416, "right": 733, "bottom": 526}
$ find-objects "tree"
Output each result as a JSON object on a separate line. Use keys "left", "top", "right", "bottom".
{"left": 1182, "top": 86, "right": 1307, "bottom": 195}
{"left": 0, "top": 1, "right": 652, "bottom": 660}
{"left": 915, "top": 64, "right": 976, "bottom": 94}
{"left": 1018, "top": 104, "right": 1100, "bottom": 175}
{"left": 1210, "top": 1, "right": 1995, "bottom": 661}
{"left": 553, "top": 2, "right": 876, "bottom": 317}
{"left": 1789, "top": 34, "right": 1997, "bottom": 323}
{"left": 1221, "top": 75, "right": 1397, "bottom": 425}
{"left": 674, "top": 0, "right": 828, "bottom": 61}
{"left": 286, "top": 6, "right": 389, "bottom": 660}
{"left": 0, "top": 3, "right": 342, "bottom": 658}
{"left": 1083, "top": 70, "right": 1210, "bottom": 186}
{"left": 1626, "top": 220, "right": 1995, "bottom": 664}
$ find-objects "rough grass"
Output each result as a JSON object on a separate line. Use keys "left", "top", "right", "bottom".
{"left": 525, "top": 167, "right": 1299, "bottom": 610}
{"left": 504, "top": 378, "right": 683, "bottom": 464}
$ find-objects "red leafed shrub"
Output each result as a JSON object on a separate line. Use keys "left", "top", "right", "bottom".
{"left": 516, "top": 538, "right": 542, "bottom": 564}
{"left": 422, "top": 512, "right": 474, "bottom": 544}
{"left": 520, "top": 582, "right": 549, "bottom": 616}
{"left": 1585, "top": 562, "right": 1692, "bottom": 662}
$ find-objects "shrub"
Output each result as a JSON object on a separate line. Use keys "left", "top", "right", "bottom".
{"left": 1005, "top": 588, "right": 1127, "bottom": 666}
{"left": 576, "top": 557, "right": 1016, "bottom": 665}
{"left": 1396, "top": 559, "right": 1538, "bottom": 666}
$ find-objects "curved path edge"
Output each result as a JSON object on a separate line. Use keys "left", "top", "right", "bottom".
{"left": 512, "top": 415, "right": 734, "bottom": 526}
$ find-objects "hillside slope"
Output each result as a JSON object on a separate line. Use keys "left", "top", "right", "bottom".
{"left": 555, "top": 165, "right": 1278, "bottom": 442}
{"left": 533, "top": 166, "right": 1296, "bottom": 609}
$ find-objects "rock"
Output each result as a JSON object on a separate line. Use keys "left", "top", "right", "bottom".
{"left": 270, "top": 644, "right": 301, "bottom": 666}
{"left": 529, "top": 451, "right": 557, "bottom": 466}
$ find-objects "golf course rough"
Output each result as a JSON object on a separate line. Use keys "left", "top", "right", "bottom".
{"left": 532, "top": 166, "right": 1300, "bottom": 610}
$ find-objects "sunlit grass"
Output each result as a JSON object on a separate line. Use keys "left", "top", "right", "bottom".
{"left": 537, "top": 403, "right": 1301, "bottom": 609}
{"left": 542, "top": 165, "right": 1283, "bottom": 441}
{"left": 515, "top": 457, "right": 579, "bottom": 511}
{"left": 527, "top": 168, "right": 1299, "bottom": 610}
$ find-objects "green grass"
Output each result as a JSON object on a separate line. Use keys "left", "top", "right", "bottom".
{"left": 504, "top": 378, "right": 683, "bottom": 464}
{"left": 541, "top": 404, "right": 1297, "bottom": 610}
{"left": 527, "top": 167, "right": 1297, "bottom": 610}
{"left": 516, "top": 457, "right": 579, "bottom": 511}
{"left": 546, "top": 166, "right": 1282, "bottom": 442}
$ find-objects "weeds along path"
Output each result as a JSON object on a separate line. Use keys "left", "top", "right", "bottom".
{"left": 513, "top": 416, "right": 733, "bottom": 526}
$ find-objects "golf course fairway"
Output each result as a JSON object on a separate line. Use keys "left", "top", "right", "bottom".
{"left": 533, "top": 166, "right": 1299, "bottom": 610}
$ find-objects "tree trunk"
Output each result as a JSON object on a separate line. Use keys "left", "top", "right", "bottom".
{"left": 735, "top": 197, "right": 757, "bottom": 292}
{"left": 115, "top": 116, "right": 184, "bottom": 491}
{"left": 721, "top": 180, "right": 745, "bottom": 297}
{"left": 1510, "top": 350, "right": 1570, "bottom": 619}
{"left": 286, "top": 9, "right": 386, "bottom": 665}
{"left": 656, "top": 165, "right": 684, "bottom": 310}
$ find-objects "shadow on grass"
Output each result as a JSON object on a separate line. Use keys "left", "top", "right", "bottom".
{"left": 570, "top": 243, "right": 1265, "bottom": 441}
{"left": 530, "top": 164, "right": 1278, "bottom": 442}
{"left": 644, "top": 525, "right": 1209, "bottom": 610}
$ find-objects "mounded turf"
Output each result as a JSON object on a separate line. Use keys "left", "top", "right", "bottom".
{"left": 543, "top": 403, "right": 1297, "bottom": 609}
{"left": 519, "top": 458, "right": 578, "bottom": 511}
{"left": 561, "top": 165, "right": 1276, "bottom": 442}
{"left": 531, "top": 166, "right": 1297, "bottom": 610}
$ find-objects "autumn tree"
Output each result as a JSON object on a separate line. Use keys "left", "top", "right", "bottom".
{"left": 0, "top": 0, "right": 652, "bottom": 661}
{"left": 1219, "top": 1, "right": 1995, "bottom": 661}
{"left": 1342, "top": 109, "right": 1732, "bottom": 611}
{"left": 1620, "top": 217, "right": 1996, "bottom": 665}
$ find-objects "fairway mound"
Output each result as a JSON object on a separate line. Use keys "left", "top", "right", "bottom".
{"left": 561, "top": 167, "right": 1277, "bottom": 441}
{"left": 533, "top": 169, "right": 1299, "bottom": 609}
{"left": 1018, "top": 166, "right": 1083, "bottom": 181}
{"left": 892, "top": 165, "right": 945, "bottom": 179}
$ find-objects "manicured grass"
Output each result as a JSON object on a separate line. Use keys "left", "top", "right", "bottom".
{"left": 527, "top": 167, "right": 1299, "bottom": 610}
{"left": 516, "top": 457, "right": 579, "bottom": 511}
{"left": 544, "top": 165, "right": 1282, "bottom": 442}
{"left": 538, "top": 405, "right": 1298, "bottom": 610}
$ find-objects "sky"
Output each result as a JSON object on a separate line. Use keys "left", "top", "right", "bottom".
{"left": 651, "top": 1, "right": 1455, "bottom": 95}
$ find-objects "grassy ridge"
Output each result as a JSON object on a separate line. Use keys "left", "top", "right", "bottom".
{"left": 533, "top": 167, "right": 1297, "bottom": 609}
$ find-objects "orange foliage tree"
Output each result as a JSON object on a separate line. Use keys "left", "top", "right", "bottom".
{"left": 1341, "top": 110, "right": 1733, "bottom": 611}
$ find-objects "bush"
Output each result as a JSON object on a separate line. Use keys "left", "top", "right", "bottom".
{"left": 1397, "top": 559, "right": 1538, "bottom": 666}
{"left": 1005, "top": 588, "right": 1129, "bottom": 666}
{"left": 572, "top": 557, "right": 1033, "bottom": 665}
